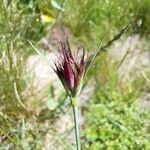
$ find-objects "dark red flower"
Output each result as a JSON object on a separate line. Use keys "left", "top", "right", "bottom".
{"left": 54, "top": 39, "right": 86, "bottom": 97}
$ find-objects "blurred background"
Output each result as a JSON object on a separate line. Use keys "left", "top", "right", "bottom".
{"left": 0, "top": 0, "right": 150, "bottom": 149}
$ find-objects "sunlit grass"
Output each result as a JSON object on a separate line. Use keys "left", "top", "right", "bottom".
{"left": 0, "top": 0, "right": 150, "bottom": 149}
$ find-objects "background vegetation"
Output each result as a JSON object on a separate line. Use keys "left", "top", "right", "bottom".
{"left": 0, "top": 0, "right": 150, "bottom": 149}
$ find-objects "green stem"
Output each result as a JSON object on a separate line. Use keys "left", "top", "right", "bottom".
{"left": 72, "top": 102, "right": 81, "bottom": 150}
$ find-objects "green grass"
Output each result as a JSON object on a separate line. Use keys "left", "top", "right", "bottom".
{"left": 83, "top": 54, "right": 150, "bottom": 149}
{"left": 0, "top": 0, "right": 150, "bottom": 149}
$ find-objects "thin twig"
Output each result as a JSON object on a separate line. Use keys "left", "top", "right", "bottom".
{"left": 85, "top": 34, "right": 106, "bottom": 75}
{"left": 28, "top": 40, "right": 52, "bottom": 69}
{"left": 117, "top": 47, "right": 130, "bottom": 69}
{"left": 13, "top": 81, "right": 28, "bottom": 111}
{"left": 86, "top": 21, "right": 134, "bottom": 68}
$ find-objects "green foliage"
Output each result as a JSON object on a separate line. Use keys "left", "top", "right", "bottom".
{"left": 62, "top": 0, "right": 150, "bottom": 49}
{"left": 83, "top": 100, "right": 150, "bottom": 150}
{"left": 83, "top": 53, "right": 150, "bottom": 149}
{"left": 0, "top": 1, "right": 54, "bottom": 147}
{"left": 0, "top": 0, "right": 150, "bottom": 149}
{"left": 83, "top": 62, "right": 149, "bottom": 149}
{"left": 133, "top": 0, "right": 150, "bottom": 36}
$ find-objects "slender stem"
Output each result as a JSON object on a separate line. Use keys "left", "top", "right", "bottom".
{"left": 72, "top": 103, "right": 81, "bottom": 150}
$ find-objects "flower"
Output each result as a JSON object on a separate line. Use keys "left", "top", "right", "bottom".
{"left": 54, "top": 39, "right": 86, "bottom": 97}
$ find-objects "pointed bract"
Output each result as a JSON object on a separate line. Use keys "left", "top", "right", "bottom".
{"left": 54, "top": 39, "right": 86, "bottom": 97}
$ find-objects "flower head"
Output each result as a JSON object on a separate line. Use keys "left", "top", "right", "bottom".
{"left": 54, "top": 39, "right": 86, "bottom": 97}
